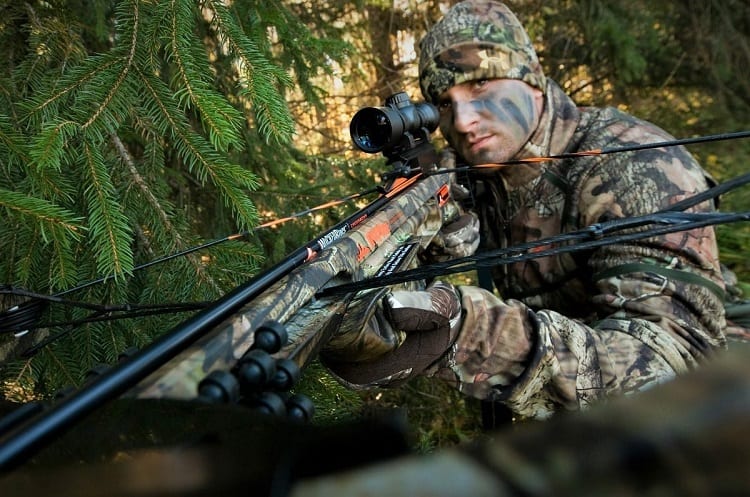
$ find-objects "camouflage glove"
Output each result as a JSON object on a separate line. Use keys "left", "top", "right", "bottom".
{"left": 424, "top": 211, "right": 480, "bottom": 262}
{"left": 321, "top": 288, "right": 406, "bottom": 363}
{"left": 385, "top": 281, "right": 463, "bottom": 336}
{"left": 321, "top": 281, "right": 463, "bottom": 387}
{"left": 424, "top": 148, "right": 480, "bottom": 263}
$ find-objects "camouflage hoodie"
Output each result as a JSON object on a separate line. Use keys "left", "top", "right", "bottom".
{"left": 427, "top": 79, "right": 727, "bottom": 419}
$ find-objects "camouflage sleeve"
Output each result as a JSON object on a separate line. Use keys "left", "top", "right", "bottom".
{"left": 430, "top": 288, "right": 691, "bottom": 419}
{"left": 425, "top": 123, "right": 728, "bottom": 420}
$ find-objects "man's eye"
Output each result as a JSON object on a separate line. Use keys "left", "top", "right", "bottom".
{"left": 438, "top": 101, "right": 452, "bottom": 113}
{"left": 474, "top": 79, "right": 488, "bottom": 89}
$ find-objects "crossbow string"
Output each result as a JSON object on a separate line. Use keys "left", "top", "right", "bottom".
{"left": 0, "top": 187, "right": 382, "bottom": 353}
{"left": 2, "top": 131, "right": 750, "bottom": 352}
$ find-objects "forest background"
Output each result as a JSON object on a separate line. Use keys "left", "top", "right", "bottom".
{"left": 1, "top": 0, "right": 749, "bottom": 449}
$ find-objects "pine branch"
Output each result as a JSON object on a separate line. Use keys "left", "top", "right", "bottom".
{"left": 135, "top": 68, "right": 260, "bottom": 230}
{"left": 80, "top": 140, "right": 134, "bottom": 279}
{"left": 206, "top": 0, "right": 296, "bottom": 144}
{"left": 0, "top": 0, "right": 364, "bottom": 398}
{"left": 168, "top": 0, "right": 244, "bottom": 152}
{"left": 111, "top": 132, "right": 223, "bottom": 295}
{"left": 0, "top": 188, "right": 83, "bottom": 240}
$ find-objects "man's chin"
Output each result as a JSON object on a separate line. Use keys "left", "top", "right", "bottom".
{"left": 467, "top": 151, "right": 501, "bottom": 167}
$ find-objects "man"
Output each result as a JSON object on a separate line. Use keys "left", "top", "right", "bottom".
{"left": 322, "top": 0, "right": 727, "bottom": 420}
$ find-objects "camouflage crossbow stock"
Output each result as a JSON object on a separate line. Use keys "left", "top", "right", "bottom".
{"left": 129, "top": 93, "right": 454, "bottom": 405}
{"left": 0, "top": 91, "right": 456, "bottom": 470}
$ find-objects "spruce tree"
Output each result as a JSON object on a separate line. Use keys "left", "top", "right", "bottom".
{"left": 0, "top": 0, "right": 351, "bottom": 399}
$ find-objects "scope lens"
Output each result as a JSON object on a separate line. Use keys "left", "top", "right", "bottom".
{"left": 350, "top": 108, "right": 394, "bottom": 153}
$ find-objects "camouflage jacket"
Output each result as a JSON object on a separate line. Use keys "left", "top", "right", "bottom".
{"left": 426, "top": 80, "right": 727, "bottom": 419}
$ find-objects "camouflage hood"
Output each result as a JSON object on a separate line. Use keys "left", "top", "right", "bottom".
{"left": 419, "top": 0, "right": 546, "bottom": 104}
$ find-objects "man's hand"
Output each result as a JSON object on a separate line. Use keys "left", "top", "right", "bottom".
{"left": 423, "top": 148, "right": 480, "bottom": 263}
{"left": 423, "top": 211, "right": 480, "bottom": 262}
{"left": 321, "top": 281, "right": 463, "bottom": 387}
{"left": 385, "top": 281, "right": 462, "bottom": 334}
{"left": 322, "top": 287, "right": 406, "bottom": 363}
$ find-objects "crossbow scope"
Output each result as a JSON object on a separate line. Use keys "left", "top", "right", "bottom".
{"left": 350, "top": 91, "right": 439, "bottom": 156}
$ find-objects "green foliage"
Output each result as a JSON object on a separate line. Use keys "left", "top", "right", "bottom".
{"left": 0, "top": 0, "right": 352, "bottom": 397}
{"left": 2, "top": 0, "right": 749, "bottom": 453}
{"left": 295, "top": 361, "right": 483, "bottom": 452}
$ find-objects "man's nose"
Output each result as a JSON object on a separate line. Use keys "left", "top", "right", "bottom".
{"left": 451, "top": 100, "right": 479, "bottom": 133}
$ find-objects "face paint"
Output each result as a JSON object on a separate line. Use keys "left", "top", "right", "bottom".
{"left": 439, "top": 79, "right": 542, "bottom": 165}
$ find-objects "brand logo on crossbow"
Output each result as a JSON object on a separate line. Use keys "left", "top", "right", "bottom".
{"left": 317, "top": 226, "right": 349, "bottom": 248}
